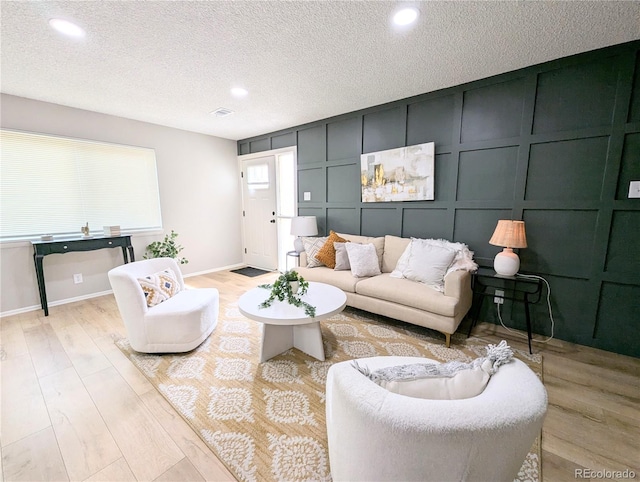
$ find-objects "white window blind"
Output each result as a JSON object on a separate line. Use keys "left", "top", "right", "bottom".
{"left": 0, "top": 129, "right": 162, "bottom": 240}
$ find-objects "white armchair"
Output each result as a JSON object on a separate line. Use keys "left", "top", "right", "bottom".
{"left": 108, "top": 257, "right": 219, "bottom": 353}
{"left": 326, "top": 355, "right": 547, "bottom": 482}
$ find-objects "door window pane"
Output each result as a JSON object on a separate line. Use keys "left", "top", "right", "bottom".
{"left": 247, "top": 164, "right": 269, "bottom": 190}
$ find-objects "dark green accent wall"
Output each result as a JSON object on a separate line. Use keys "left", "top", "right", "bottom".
{"left": 239, "top": 41, "right": 640, "bottom": 358}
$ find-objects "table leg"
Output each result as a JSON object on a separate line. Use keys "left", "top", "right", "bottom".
{"left": 121, "top": 244, "right": 135, "bottom": 263}
{"left": 293, "top": 322, "right": 325, "bottom": 361}
{"left": 33, "top": 253, "right": 49, "bottom": 316}
{"left": 260, "top": 324, "right": 295, "bottom": 362}
{"left": 524, "top": 293, "right": 533, "bottom": 354}
{"left": 467, "top": 293, "right": 484, "bottom": 337}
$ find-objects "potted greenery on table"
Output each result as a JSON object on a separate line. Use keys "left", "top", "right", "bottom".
{"left": 258, "top": 270, "right": 316, "bottom": 317}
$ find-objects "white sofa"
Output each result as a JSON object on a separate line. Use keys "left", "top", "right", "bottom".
{"left": 296, "top": 234, "right": 473, "bottom": 347}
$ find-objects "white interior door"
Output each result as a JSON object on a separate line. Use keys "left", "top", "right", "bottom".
{"left": 242, "top": 156, "right": 278, "bottom": 270}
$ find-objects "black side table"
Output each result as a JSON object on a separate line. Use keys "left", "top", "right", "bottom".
{"left": 467, "top": 267, "right": 543, "bottom": 354}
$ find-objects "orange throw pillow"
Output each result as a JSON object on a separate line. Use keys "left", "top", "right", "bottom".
{"left": 315, "top": 231, "right": 348, "bottom": 269}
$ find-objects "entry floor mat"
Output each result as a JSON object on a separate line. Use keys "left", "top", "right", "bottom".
{"left": 231, "top": 267, "right": 273, "bottom": 277}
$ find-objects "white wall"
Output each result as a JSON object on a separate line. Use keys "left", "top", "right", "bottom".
{"left": 0, "top": 94, "right": 242, "bottom": 314}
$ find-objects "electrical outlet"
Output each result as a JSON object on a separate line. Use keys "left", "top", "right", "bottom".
{"left": 494, "top": 289, "right": 504, "bottom": 304}
{"left": 73, "top": 273, "right": 83, "bottom": 284}
{"left": 303, "top": 192, "right": 311, "bottom": 201}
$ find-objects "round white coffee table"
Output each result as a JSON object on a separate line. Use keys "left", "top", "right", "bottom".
{"left": 238, "top": 282, "right": 347, "bottom": 362}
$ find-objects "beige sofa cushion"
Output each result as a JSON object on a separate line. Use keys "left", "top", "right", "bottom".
{"left": 355, "top": 273, "right": 458, "bottom": 317}
{"left": 337, "top": 233, "right": 385, "bottom": 268}
{"left": 382, "top": 235, "right": 411, "bottom": 273}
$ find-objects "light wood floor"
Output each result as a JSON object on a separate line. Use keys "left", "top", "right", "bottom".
{"left": 1, "top": 270, "right": 638, "bottom": 481}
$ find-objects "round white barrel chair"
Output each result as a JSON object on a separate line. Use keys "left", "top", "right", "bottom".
{"left": 108, "top": 257, "right": 219, "bottom": 353}
{"left": 326, "top": 347, "right": 547, "bottom": 482}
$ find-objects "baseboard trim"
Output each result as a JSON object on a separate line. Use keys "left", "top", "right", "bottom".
{"left": 1, "top": 263, "right": 247, "bottom": 318}
{"left": 0, "top": 289, "right": 114, "bottom": 318}
{"left": 183, "top": 262, "right": 245, "bottom": 278}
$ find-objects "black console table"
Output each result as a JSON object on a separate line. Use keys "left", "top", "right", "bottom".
{"left": 467, "top": 267, "right": 543, "bottom": 354}
{"left": 32, "top": 235, "right": 134, "bottom": 316}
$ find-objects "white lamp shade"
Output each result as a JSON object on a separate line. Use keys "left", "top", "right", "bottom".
{"left": 291, "top": 216, "right": 318, "bottom": 236}
{"left": 291, "top": 216, "right": 318, "bottom": 253}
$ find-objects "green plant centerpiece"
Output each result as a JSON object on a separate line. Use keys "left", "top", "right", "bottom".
{"left": 144, "top": 230, "right": 189, "bottom": 264}
{"left": 258, "top": 270, "right": 316, "bottom": 317}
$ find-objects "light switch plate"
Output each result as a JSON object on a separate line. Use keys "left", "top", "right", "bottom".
{"left": 629, "top": 181, "right": 640, "bottom": 198}
{"left": 303, "top": 192, "right": 311, "bottom": 201}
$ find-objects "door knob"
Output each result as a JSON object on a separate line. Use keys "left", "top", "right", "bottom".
{"left": 270, "top": 219, "right": 276, "bottom": 223}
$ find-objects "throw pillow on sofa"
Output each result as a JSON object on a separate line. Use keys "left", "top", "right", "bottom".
{"left": 353, "top": 341, "right": 514, "bottom": 400}
{"left": 333, "top": 242, "right": 351, "bottom": 271}
{"left": 345, "top": 242, "right": 382, "bottom": 278}
{"left": 403, "top": 241, "right": 457, "bottom": 287}
{"left": 302, "top": 236, "right": 329, "bottom": 268}
{"left": 337, "top": 233, "right": 385, "bottom": 269}
{"left": 391, "top": 237, "right": 478, "bottom": 290}
{"left": 315, "top": 230, "right": 348, "bottom": 269}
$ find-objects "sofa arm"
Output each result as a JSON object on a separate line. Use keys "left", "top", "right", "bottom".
{"left": 444, "top": 270, "right": 471, "bottom": 299}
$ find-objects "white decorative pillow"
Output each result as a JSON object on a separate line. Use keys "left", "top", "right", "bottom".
{"left": 354, "top": 341, "right": 514, "bottom": 400}
{"left": 403, "top": 241, "right": 456, "bottom": 287}
{"left": 345, "top": 242, "right": 381, "bottom": 278}
{"left": 377, "top": 364, "right": 491, "bottom": 400}
{"left": 391, "top": 237, "right": 478, "bottom": 291}
{"left": 301, "top": 236, "right": 328, "bottom": 268}
{"left": 138, "top": 268, "right": 181, "bottom": 307}
{"left": 333, "top": 242, "right": 351, "bottom": 271}
{"left": 390, "top": 242, "right": 412, "bottom": 278}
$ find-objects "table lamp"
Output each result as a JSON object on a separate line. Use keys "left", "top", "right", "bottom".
{"left": 489, "top": 220, "right": 527, "bottom": 276}
{"left": 291, "top": 216, "right": 318, "bottom": 253}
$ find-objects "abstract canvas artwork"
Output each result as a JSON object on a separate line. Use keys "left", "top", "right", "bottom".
{"left": 361, "top": 142, "right": 435, "bottom": 202}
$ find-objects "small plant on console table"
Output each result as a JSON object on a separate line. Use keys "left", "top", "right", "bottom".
{"left": 258, "top": 270, "right": 316, "bottom": 317}
{"left": 144, "top": 230, "right": 189, "bottom": 264}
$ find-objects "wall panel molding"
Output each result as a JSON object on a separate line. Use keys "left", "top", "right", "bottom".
{"left": 239, "top": 40, "right": 640, "bottom": 357}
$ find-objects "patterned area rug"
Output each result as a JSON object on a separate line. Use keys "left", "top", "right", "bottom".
{"left": 116, "top": 304, "right": 542, "bottom": 482}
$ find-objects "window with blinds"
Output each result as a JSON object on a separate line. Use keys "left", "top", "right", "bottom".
{"left": 0, "top": 129, "right": 163, "bottom": 241}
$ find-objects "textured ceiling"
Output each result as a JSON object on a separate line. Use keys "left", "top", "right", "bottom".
{"left": 2, "top": 1, "right": 640, "bottom": 141}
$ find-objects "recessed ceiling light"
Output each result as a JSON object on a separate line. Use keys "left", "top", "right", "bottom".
{"left": 231, "top": 87, "right": 249, "bottom": 98}
{"left": 393, "top": 7, "right": 419, "bottom": 26}
{"left": 49, "top": 18, "right": 85, "bottom": 38}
